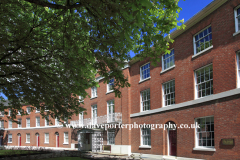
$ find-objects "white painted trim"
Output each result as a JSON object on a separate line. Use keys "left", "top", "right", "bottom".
{"left": 192, "top": 45, "right": 213, "bottom": 58}
{"left": 234, "top": 5, "right": 240, "bottom": 33}
{"left": 106, "top": 90, "right": 114, "bottom": 95}
{"left": 139, "top": 62, "right": 150, "bottom": 81}
{"left": 233, "top": 30, "right": 240, "bottom": 36}
{"left": 193, "top": 147, "right": 216, "bottom": 151}
{"left": 160, "top": 65, "right": 175, "bottom": 74}
{"left": 139, "top": 77, "right": 151, "bottom": 84}
{"left": 139, "top": 145, "right": 151, "bottom": 148}
{"left": 90, "top": 96, "right": 98, "bottom": 100}
{"left": 5, "top": 125, "right": 64, "bottom": 130}
{"left": 130, "top": 88, "right": 240, "bottom": 118}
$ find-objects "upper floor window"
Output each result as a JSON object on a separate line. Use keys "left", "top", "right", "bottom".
{"left": 45, "top": 116, "right": 49, "bottom": 126}
{"left": 141, "top": 89, "right": 150, "bottom": 111}
{"left": 27, "top": 107, "right": 31, "bottom": 114}
{"left": 107, "top": 100, "right": 115, "bottom": 123}
{"left": 195, "top": 65, "right": 213, "bottom": 98}
{"left": 79, "top": 112, "right": 84, "bottom": 126}
{"left": 107, "top": 78, "right": 114, "bottom": 92}
{"left": 141, "top": 128, "right": 151, "bottom": 146}
{"left": 195, "top": 116, "right": 214, "bottom": 148}
{"left": 18, "top": 109, "right": 22, "bottom": 115}
{"left": 107, "top": 131, "right": 115, "bottom": 145}
{"left": 0, "top": 120, "right": 4, "bottom": 129}
{"left": 234, "top": 6, "right": 240, "bottom": 32}
{"left": 163, "top": 80, "right": 175, "bottom": 106}
{"left": 8, "top": 120, "right": 12, "bottom": 128}
{"left": 91, "top": 86, "right": 97, "bottom": 98}
{"left": 140, "top": 63, "right": 150, "bottom": 81}
{"left": 79, "top": 96, "right": 84, "bottom": 102}
{"left": 55, "top": 118, "right": 59, "bottom": 126}
{"left": 18, "top": 119, "right": 22, "bottom": 128}
{"left": 237, "top": 52, "right": 240, "bottom": 88}
{"left": 8, "top": 109, "right": 11, "bottom": 116}
{"left": 35, "top": 108, "right": 40, "bottom": 113}
{"left": 26, "top": 118, "right": 30, "bottom": 128}
{"left": 92, "top": 105, "right": 97, "bottom": 125}
{"left": 162, "top": 49, "right": 175, "bottom": 70}
{"left": 194, "top": 26, "right": 212, "bottom": 54}
{"left": 36, "top": 117, "right": 40, "bottom": 127}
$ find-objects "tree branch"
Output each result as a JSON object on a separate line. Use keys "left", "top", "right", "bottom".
{"left": 24, "top": 0, "right": 84, "bottom": 9}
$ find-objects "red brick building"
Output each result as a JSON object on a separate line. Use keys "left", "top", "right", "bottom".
{"left": 1, "top": 0, "right": 240, "bottom": 159}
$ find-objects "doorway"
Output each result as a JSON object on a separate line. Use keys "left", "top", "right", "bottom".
{"left": 17, "top": 133, "right": 21, "bottom": 146}
{"left": 167, "top": 122, "right": 177, "bottom": 156}
{"left": 35, "top": 133, "right": 39, "bottom": 147}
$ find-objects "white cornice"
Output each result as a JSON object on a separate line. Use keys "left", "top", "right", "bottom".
{"left": 131, "top": 88, "right": 240, "bottom": 118}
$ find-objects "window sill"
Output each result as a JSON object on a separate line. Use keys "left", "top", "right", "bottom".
{"left": 63, "top": 143, "right": 69, "bottom": 145}
{"left": 25, "top": 142, "right": 30, "bottom": 144}
{"left": 192, "top": 45, "right": 213, "bottom": 59}
{"left": 160, "top": 65, "right": 175, "bottom": 74}
{"left": 44, "top": 142, "right": 49, "bottom": 144}
{"left": 233, "top": 30, "right": 240, "bottom": 36}
{"left": 106, "top": 90, "right": 114, "bottom": 95}
{"left": 139, "top": 145, "right": 151, "bottom": 149}
{"left": 139, "top": 77, "right": 151, "bottom": 84}
{"left": 193, "top": 147, "right": 216, "bottom": 151}
{"left": 90, "top": 96, "right": 98, "bottom": 100}
{"left": 8, "top": 142, "right": 12, "bottom": 144}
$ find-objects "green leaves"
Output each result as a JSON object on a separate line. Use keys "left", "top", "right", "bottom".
{"left": 0, "top": 0, "right": 184, "bottom": 121}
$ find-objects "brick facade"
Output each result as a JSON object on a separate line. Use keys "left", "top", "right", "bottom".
{"left": 1, "top": 0, "right": 240, "bottom": 159}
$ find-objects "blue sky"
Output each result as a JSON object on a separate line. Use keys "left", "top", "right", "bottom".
{"left": 129, "top": 0, "right": 214, "bottom": 57}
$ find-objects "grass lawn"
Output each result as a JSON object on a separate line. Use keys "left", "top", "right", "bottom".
{"left": 39, "top": 157, "right": 89, "bottom": 160}
{"left": 0, "top": 150, "right": 40, "bottom": 156}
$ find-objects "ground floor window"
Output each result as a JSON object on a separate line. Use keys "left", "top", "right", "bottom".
{"left": 107, "top": 131, "right": 115, "bottom": 145}
{"left": 141, "top": 128, "right": 151, "bottom": 146}
{"left": 45, "top": 133, "right": 49, "bottom": 143}
{"left": 26, "top": 134, "right": 30, "bottom": 143}
{"left": 8, "top": 134, "right": 12, "bottom": 143}
{"left": 64, "top": 132, "right": 68, "bottom": 144}
{"left": 195, "top": 116, "right": 214, "bottom": 148}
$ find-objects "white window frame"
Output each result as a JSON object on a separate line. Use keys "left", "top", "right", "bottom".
{"left": 91, "top": 86, "right": 97, "bottom": 98}
{"left": 107, "top": 100, "right": 115, "bottom": 123}
{"left": 194, "top": 64, "right": 213, "bottom": 99}
{"left": 107, "top": 78, "right": 114, "bottom": 93}
{"left": 140, "top": 89, "right": 150, "bottom": 112}
{"left": 55, "top": 118, "right": 59, "bottom": 126}
{"left": 79, "top": 96, "right": 84, "bottom": 102}
{"left": 27, "top": 107, "right": 31, "bottom": 114}
{"left": 162, "top": 80, "right": 175, "bottom": 107}
{"left": 92, "top": 105, "right": 97, "bottom": 125}
{"left": 8, "top": 120, "right": 12, "bottom": 129}
{"left": 195, "top": 116, "right": 214, "bottom": 149}
{"left": 45, "top": 116, "right": 49, "bottom": 126}
{"left": 18, "top": 109, "right": 22, "bottom": 115}
{"left": 107, "top": 131, "right": 115, "bottom": 145}
{"left": 26, "top": 118, "right": 30, "bottom": 128}
{"left": 237, "top": 52, "right": 240, "bottom": 88}
{"left": 79, "top": 112, "right": 83, "bottom": 126}
{"left": 18, "top": 119, "right": 22, "bottom": 128}
{"left": 35, "top": 108, "right": 40, "bottom": 113}
{"left": 8, "top": 134, "right": 12, "bottom": 143}
{"left": 234, "top": 5, "right": 240, "bottom": 33}
{"left": 0, "top": 120, "right": 4, "bottom": 129}
{"left": 193, "top": 25, "right": 213, "bottom": 55}
{"left": 140, "top": 62, "right": 150, "bottom": 81}
{"left": 36, "top": 117, "right": 40, "bottom": 127}
{"left": 162, "top": 49, "right": 175, "bottom": 71}
{"left": 64, "top": 132, "right": 69, "bottom": 144}
{"left": 141, "top": 128, "right": 151, "bottom": 146}
{"left": 45, "top": 133, "right": 49, "bottom": 143}
{"left": 45, "top": 106, "right": 49, "bottom": 112}
{"left": 8, "top": 109, "right": 11, "bottom": 116}
{"left": 26, "top": 133, "right": 30, "bottom": 143}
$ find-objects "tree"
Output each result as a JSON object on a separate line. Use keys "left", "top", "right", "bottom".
{"left": 0, "top": 0, "right": 184, "bottom": 121}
